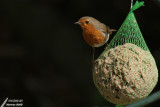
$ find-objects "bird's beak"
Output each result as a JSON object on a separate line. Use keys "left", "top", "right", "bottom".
{"left": 74, "top": 22, "right": 81, "bottom": 25}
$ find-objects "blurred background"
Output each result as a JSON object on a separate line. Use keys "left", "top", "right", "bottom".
{"left": 0, "top": 0, "right": 160, "bottom": 107}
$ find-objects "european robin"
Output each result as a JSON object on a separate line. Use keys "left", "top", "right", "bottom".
{"left": 75, "top": 16, "right": 116, "bottom": 62}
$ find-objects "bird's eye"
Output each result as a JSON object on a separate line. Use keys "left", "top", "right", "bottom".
{"left": 85, "top": 21, "right": 89, "bottom": 24}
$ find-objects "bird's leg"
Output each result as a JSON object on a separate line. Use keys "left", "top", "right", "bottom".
{"left": 92, "top": 47, "right": 95, "bottom": 72}
{"left": 92, "top": 47, "right": 95, "bottom": 64}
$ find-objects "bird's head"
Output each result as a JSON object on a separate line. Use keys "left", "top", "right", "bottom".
{"left": 75, "top": 16, "right": 100, "bottom": 31}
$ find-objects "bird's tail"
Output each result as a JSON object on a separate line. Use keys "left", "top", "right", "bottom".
{"left": 110, "top": 29, "right": 117, "bottom": 32}
{"left": 109, "top": 28, "right": 117, "bottom": 35}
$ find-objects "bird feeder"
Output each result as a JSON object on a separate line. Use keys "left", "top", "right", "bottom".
{"left": 93, "top": 1, "right": 158, "bottom": 105}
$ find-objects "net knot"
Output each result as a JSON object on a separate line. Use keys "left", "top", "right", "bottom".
{"left": 131, "top": 1, "right": 144, "bottom": 12}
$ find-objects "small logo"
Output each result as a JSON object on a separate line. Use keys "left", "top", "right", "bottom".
{"left": 1, "top": 98, "right": 23, "bottom": 107}
{"left": 1, "top": 98, "right": 8, "bottom": 107}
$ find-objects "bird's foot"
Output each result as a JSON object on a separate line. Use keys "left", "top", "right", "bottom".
{"left": 104, "top": 43, "right": 109, "bottom": 50}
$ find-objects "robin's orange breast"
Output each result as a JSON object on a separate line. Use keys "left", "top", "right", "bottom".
{"left": 82, "top": 29, "right": 106, "bottom": 47}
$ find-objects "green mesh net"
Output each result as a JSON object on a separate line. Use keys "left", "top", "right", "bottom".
{"left": 107, "top": 1, "right": 150, "bottom": 51}
{"left": 93, "top": 1, "right": 158, "bottom": 106}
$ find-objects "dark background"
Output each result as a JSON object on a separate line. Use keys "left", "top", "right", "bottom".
{"left": 0, "top": 0, "right": 160, "bottom": 107}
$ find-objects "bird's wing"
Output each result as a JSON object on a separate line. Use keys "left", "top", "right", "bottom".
{"left": 99, "top": 23, "right": 110, "bottom": 35}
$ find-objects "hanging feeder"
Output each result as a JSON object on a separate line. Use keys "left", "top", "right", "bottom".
{"left": 93, "top": 1, "right": 158, "bottom": 105}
